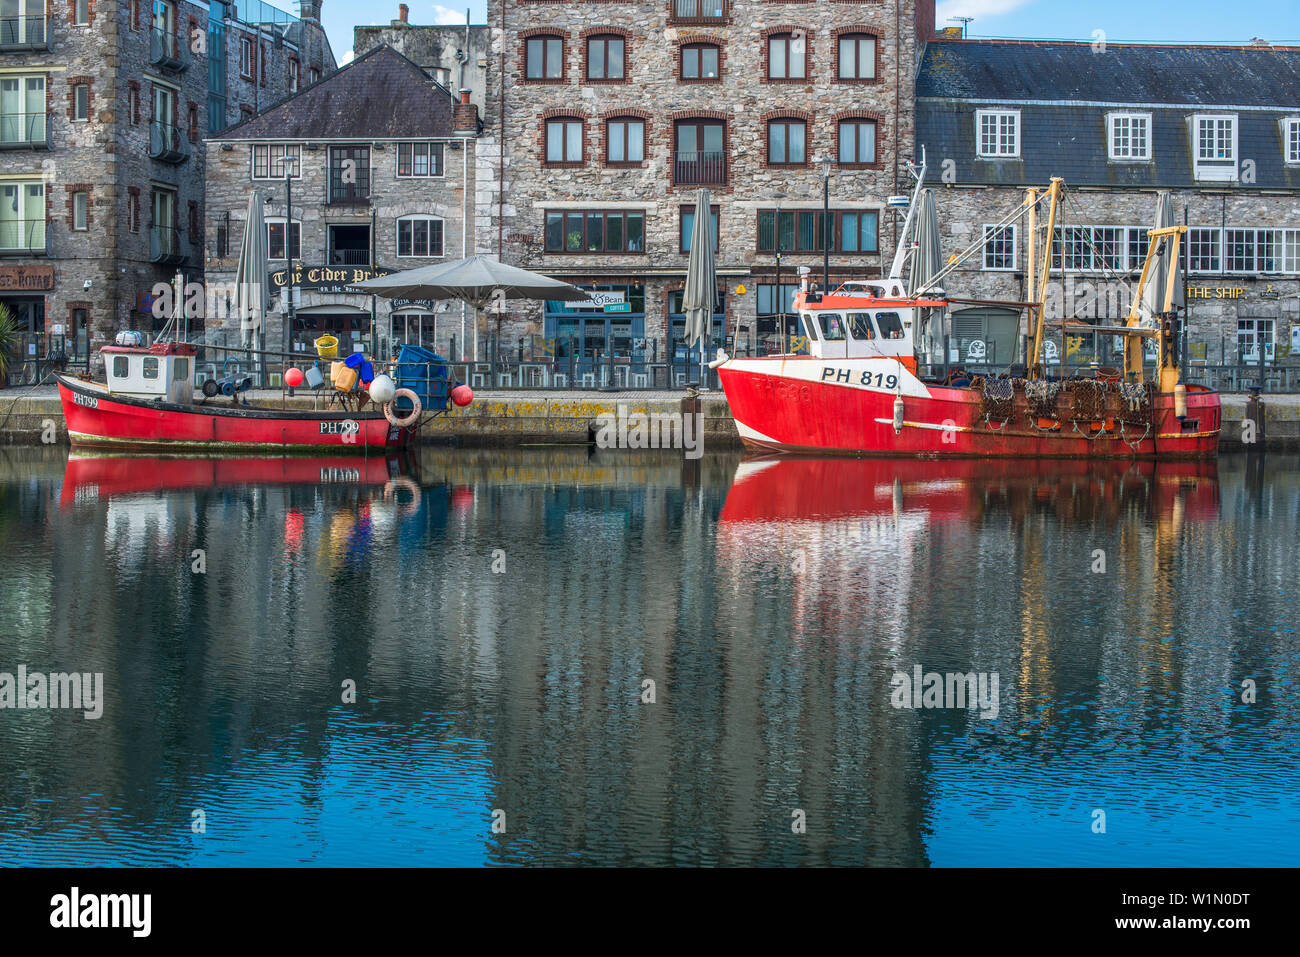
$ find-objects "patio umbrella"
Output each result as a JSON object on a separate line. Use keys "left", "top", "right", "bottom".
{"left": 353, "top": 255, "right": 587, "bottom": 360}
{"left": 682, "top": 188, "right": 716, "bottom": 387}
{"left": 232, "top": 189, "right": 267, "bottom": 382}
{"left": 910, "top": 189, "right": 944, "bottom": 362}
{"left": 1140, "top": 191, "right": 1184, "bottom": 321}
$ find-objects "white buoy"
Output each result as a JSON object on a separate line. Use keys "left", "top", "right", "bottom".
{"left": 893, "top": 394, "right": 905, "bottom": 434}
{"left": 1174, "top": 382, "right": 1187, "bottom": 419}
{"left": 369, "top": 373, "right": 396, "bottom": 405}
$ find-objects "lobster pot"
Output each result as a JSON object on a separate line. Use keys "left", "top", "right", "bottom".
{"left": 394, "top": 344, "right": 450, "bottom": 411}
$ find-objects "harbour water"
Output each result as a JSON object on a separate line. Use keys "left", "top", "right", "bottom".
{"left": 0, "top": 447, "right": 1296, "bottom": 866}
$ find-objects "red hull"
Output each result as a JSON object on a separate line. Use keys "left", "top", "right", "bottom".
{"left": 718, "top": 358, "right": 1220, "bottom": 459}
{"left": 57, "top": 375, "right": 415, "bottom": 453}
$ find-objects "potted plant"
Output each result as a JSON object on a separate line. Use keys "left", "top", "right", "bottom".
{"left": 0, "top": 306, "right": 18, "bottom": 390}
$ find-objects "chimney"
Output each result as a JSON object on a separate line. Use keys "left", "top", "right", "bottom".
{"left": 400, "top": 3, "right": 409, "bottom": 21}
{"left": 453, "top": 89, "right": 478, "bottom": 136}
{"left": 300, "top": 0, "right": 320, "bottom": 21}
{"left": 915, "top": 0, "right": 936, "bottom": 42}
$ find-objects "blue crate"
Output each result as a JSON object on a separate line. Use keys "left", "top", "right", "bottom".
{"left": 394, "top": 343, "right": 451, "bottom": 411}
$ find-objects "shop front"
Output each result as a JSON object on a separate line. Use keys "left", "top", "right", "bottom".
{"left": 543, "top": 281, "right": 647, "bottom": 381}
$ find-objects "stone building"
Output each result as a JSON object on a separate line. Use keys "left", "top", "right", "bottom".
{"left": 0, "top": 0, "right": 333, "bottom": 382}
{"left": 202, "top": 44, "right": 480, "bottom": 369}
{"left": 474, "top": 0, "right": 938, "bottom": 374}
{"left": 353, "top": 3, "right": 489, "bottom": 114}
{"left": 915, "top": 40, "right": 1300, "bottom": 370}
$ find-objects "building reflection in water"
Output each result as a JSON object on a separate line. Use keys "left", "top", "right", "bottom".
{"left": 1, "top": 447, "right": 1296, "bottom": 866}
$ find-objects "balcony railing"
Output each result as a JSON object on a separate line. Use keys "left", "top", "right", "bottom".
{"left": 329, "top": 248, "right": 371, "bottom": 266}
{"left": 674, "top": 150, "right": 727, "bottom": 186}
{"left": 149, "top": 27, "right": 188, "bottom": 72}
{"left": 149, "top": 224, "right": 187, "bottom": 264}
{"left": 0, "top": 16, "right": 47, "bottom": 51}
{"left": 0, "top": 112, "right": 45, "bottom": 148}
{"left": 327, "top": 185, "right": 371, "bottom": 206}
{"left": 669, "top": 0, "right": 726, "bottom": 24}
{"left": 149, "top": 121, "right": 189, "bottom": 163}
{"left": 0, "top": 218, "right": 48, "bottom": 256}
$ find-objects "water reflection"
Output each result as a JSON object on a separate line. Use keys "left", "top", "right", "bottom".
{"left": 0, "top": 447, "right": 1295, "bottom": 866}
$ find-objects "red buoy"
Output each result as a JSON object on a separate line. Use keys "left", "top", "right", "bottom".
{"left": 284, "top": 367, "right": 304, "bottom": 388}
{"left": 451, "top": 384, "right": 474, "bottom": 407}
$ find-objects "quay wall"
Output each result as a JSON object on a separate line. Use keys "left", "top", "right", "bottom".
{"left": 1, "top": 392, "right": 1297, "bottom": 450}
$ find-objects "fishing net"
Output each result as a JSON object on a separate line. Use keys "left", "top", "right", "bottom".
{"left": 979, "top": 377, "right": 1017, "bottom": 421}
{"left": 1069, "top": 379, "right": 1109, "bottom": 421}
{"left": 1117, "top": 382, "right": 1153, "bottom": 424}
{"left": 1025, "top": 379, "right": 1064, "bottom": 420}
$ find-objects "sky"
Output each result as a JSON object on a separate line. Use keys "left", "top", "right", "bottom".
{"left": 304, "top": 0, "right": 1300, "bottom": 65}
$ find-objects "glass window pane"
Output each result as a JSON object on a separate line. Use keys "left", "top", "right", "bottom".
{"left": 788, "top": 123, "right": 804, "bottom": 163}
{"left": 770, "top": 38, "right": 785, "bottom": 78}
{"left": 627, "top": 213, "right": 643, "bottom": 251}
{"left": 609, "top": 39, "right": 624, "bottom": 78}
{"left": 546, "top": 212, "right": 563, "bottom": 250}
{"left": 628, "top": 121, "right": 643, "bottom": 161}
{"left": 565, "top": 213, "right": 583, "bottom": 251}
{"left": 546, "top": 38, "right": 562, "bottom": 78}
{"left": 683, "top": 48, "right": 698, "bottom": 78}
{"left": 608, "top": 121, "right": 624, "bottom": 162}
{"left": 859, "top": 123, "right": 875, "bottom": 163}
{"left": 798, "top": 212, "right": 814, "bottom": 251}
{"left": 789, "top": 35, "right": 805, "bottom": 78}
{"left": 681, "top": 209, "right": 694, "bottom": 250}
{"left": 586, "top": 213, "right": 603, "bottom": 251}
{"left": 607, "top": 214, "right": 623, "bottom": 252}
{"left": 779, "top": 211, "right": 795, "bottom": 251}
{"left": 702, "top": 48, "right": 718, "bottom": 77}
{"left": 527, "top": 39, "right": 542, "bottom": 78}
{"left": 566, "top": 121, "right": 581, "bottom": 160}
{"left": 758, "top": 211, "right": 774, "bottom": 250}
{"left": 769, "top": 124, "right": 785, "bottom": 163}
{"left": 842, "top": 212, "right": 858, "bottom": 252}
{"left": 590, "top": 41, "right": 604, "bottom": 78}
{"left": 839, "top": 122, "right": 853, "bottom": 163}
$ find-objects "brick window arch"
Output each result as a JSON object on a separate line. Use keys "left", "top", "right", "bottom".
{"left": 761, "top": 26, "right": 813, "bottom": 82}
{"left": 540, "top": 109, "right": 587, "bottom": 167}
{"left": 521, "top": 29, "right": 567, "bottom": 83}
{"left": 763, "top": 108, "right": 815, "bottom": 168}
{"left": 601, "top": 110, "right": 652, "bottom": 167}
{"left": 832, "top": 28, "right": 882, "bottom": 82}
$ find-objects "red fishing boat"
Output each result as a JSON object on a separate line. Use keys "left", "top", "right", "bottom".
{"left": 55, "top": 341, "right": 443, "bottom": 453}
{"left": 715, "top": 176, "right": 1220, "bottom": 459}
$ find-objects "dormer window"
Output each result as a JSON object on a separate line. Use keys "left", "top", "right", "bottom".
{"left": 975, "top": 109, "right": 1019, "bottom": 158}
{"left": 1284, "top": 118, "right": 1300, "bottom": 165}
{"left": 1193, "top": 113, "right": 1237, "bottom": 182}
{"left": 1108, "top": 112, "right": 1150, "bottom": 161}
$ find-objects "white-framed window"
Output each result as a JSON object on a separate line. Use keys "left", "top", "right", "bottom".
{"left": 396, "top": 215, "right": 445, "bottom": 258}
{"left": 396, "top": 142, "right": 444, "bottom": 177}
{"left": 240, "top": 36, "right": 253, "bottom": 79}
{"left": 288, "top": 58, "right": 300, "bottom": 93}
{"left": 251, "top": 143, "right": 301, "bottom": 180}
{"left": 0, "top": 75, "right": 45, "bottom": 146}
{"left": 74, "top": 0, "right": 90, "bottom": 24}
{"left": 72, "top": 190, "right": 88, "bottom": 231}
{"left": 1284, "top": 118, "right": 1300, "bottom": 165}
{"left": 1187, "top": 227, "right": 1221, "bottom": 274}
{"left": 1126, "top": 226, "right": 1151, "bottom": 271}
{"left": 1283, "top": 229, "right": 1300, "bottom": 274}
{"left": 975, "top": 109, "right": 1019, "bottom": 158}
{"left": 982, "top": 224, "right": 1016, "bottom": 270}
{"left": 265, "top": 217, "right": 300, "bottom": 260}
{"left": 1193, "top": 113, "right": 1237, "bottom": 181}
{"left": 1237, "top": 317, "right": 1275, "bottom": 362}
{"left": 1108, "top": 112, "right": 1151, "bottom": 161}
{"left": 1224, "top": 228, "right": 1281, "bottom": 274}
{"left": 72, "top": 82, "right": 89, "bottom": 122}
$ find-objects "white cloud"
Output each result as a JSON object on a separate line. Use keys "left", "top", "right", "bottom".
{"left": 429, "top": 5, "right": 468, "bottom": 25}
{"left": 339, "top": 49, "right": 355, "bottom": 66}
{"left": 936, "top": 0, "right": 1035, "bottom": 26}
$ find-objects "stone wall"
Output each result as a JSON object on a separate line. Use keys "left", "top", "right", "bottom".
{"left": 354, "top": 18, "right": 490, "bottom": 113}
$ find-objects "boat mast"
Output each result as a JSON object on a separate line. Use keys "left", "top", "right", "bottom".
{"left": 1027, "top": 178, "right": 1063, "bottom": 380}
{"left": 1122, "top": 224, "right": 1186, "bottom": 391}
{"left": 889, "top": 146, "right": 927, "bottom": 282}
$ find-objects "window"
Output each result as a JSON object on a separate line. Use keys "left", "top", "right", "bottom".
{"left": 544, "top": 210, "right": 645, "bottom": 254}
{"left": 128, "top": 190, "right": 139, "bottom": 233}
{"left": 1108, "top": 113, "right": 1150, "bottom": 160}
{"left": 187, "top": 102, "right": 197, "bottom": 141}
{"left": 838, "top": 119, "right": 876, "bottom": 165}
{"left": 251, "top": 144, "right": 301, "bottom": 179}
{"left": 671, "top": 0, "right": 725, "bottom": 22}
{"left": 976, "top": 109, "right": 1019, "bottom": 158}
{"left": 818, "top": 313, "right": 846, "bottom": 341}
{"left": 216, "top": 219, "right": 228, "bottom": 258}
{"left": 1187, "top": 227, "right": 1221, "bottom": 273}
{"left": 876, "top": 312, "right": 904, "bottom": 339}
{"left": 266, "top": 219, "right": 300, "bottom": 260}
{"left": 289, "top": 58, "right": 300, "bottom": 92}
{"left": 545, "top": 117, "right": 583, "bottom": 164}
{"left": 328, "top": 146, "right": 370, "bottom": 202}
{"left": 1284, "top": 118, "right": 1300, "bottom": 165}
{"left": 1194, "top": 113, "right": 1237, "bottom": 181}
{"left": 0, "top": 182, "right": 43, "bottom": 252}
{"left": 526, "top": 35, "right": 564, "bottom": 80}
{"left": 847, "top": 313, "right": 875, "bottom": 339}
{"left": 397, "top": 142, "right": 444, "bottom": 177}
{"left": 1237, "top": 317, "right": 1275, "bottom": 362}
{"left": 1283, "top": 229, "right": 1300, "bottom": 274}
{"left": 982, "top": 224, "right": 1016, "bottom": 271}
{"left": 143, "top": 357, "right": 159, "bottom": 379}
{"left": 150, "top": 188, "right": 177, "bottom": 255}
{"left": 72, "top": 83, "right": 89, "bottom": 122}
{"left": 680, "top": 204, "right": 719, "bottom": 252}
{"left": 74, "top": 0, "right": 89, "bottom": 24}
{"left": 767, "top": 32, "right": 806, "bottom": 80}
{"left": 1048, "top": 226, "right": 1125, "bottom": 272}
{"left": 837, "top": 34, "right": 876, "bottom": 80}
{"left": 397, "top": 216, "right": 445, "bottom": 258}
{"left": 674, "top": 119, "right": 725, "bottom": 185}
{"left": 0, "top": 76, "right": 45, "bottom": 145}
{"left": 240, "top": 36, "right": 253, "bottom": 80}
{"left": 1127, "top": 227, "right": 1150, "bottom": 271}
{"left": 113, "top": 356, "right": 128, "bottom": 378}
{"left": 310, "top": 67, "right": 320, "bottom": 84}
{"left": 606, "top": 118, "right": 644, "bottom": 165}
{"left": 757, "top": 209, "right": 878, "bottom": 254}
{"left": 1225, "top": 228, "right": 1280, "bottom": 274}
{"left": 767, "top": 119, "right": 806, "bottom": 165}
{"left": 72, "top": 191, "right": 88, "bottom": 231}
{"left": 586, "top": 35, "right": 625, "bottom": 81}
{"left": 681, "top": 43, "right": 719, "bottom": 80}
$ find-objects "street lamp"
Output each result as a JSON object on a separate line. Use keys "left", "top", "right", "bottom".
{"left": 818, "top": 156, "right": 832, "bottom": 292}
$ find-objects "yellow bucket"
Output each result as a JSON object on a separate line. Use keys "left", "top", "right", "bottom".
{"left": 315, "top": 335, "right": 339, "bottom": 359}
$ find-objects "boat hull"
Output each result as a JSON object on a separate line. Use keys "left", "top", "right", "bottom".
{"left": 57, "top": 375, "right": 416, "bottom": 453}
{"left": 717, "top": 357, "right": 1220, "bottom": 459}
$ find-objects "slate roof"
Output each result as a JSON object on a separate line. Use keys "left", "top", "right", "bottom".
{"left": 917, "top": 40, "right": 1300, "bottom": 107}
{"left": 916, "top": 41, "right": 1300, "bottom": 190}
{"left": 209, "top": 45, "right": 455, "bottom": 141}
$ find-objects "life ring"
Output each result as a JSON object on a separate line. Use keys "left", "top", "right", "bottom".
{"left": 384, "top": 388, "right": 421, "bottom": 427}
{"left": 382, "top": 476, "right": 422, "bottom": 516}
